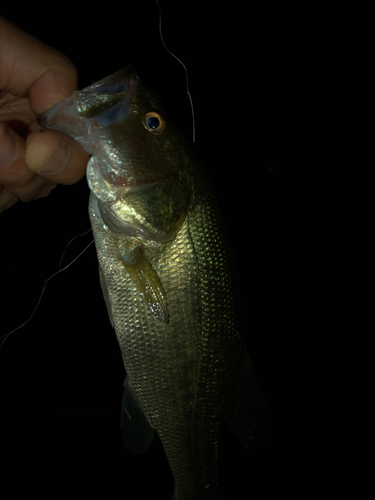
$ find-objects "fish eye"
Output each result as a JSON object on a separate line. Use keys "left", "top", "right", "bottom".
{"left": 142, "top": 112, "right": 166, "bottom": 135}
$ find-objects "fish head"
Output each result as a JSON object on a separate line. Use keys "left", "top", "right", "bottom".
{"left": 38, "top": 65, "right": 194, "bottom": 242}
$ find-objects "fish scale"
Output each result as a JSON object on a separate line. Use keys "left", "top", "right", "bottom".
{"left": 89, "top": 183, "right": 240, "bottom": 499}
{"left": 38, "top": 65, "right": 267, "bottom": 499}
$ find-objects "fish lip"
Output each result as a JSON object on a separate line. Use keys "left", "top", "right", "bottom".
{"left": 83, "top": 64, "right": 139, "bottom": 95}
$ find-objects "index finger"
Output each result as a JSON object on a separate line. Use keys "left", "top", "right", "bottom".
{"left": 0, "top": 15, "right": 77, "bottom": 113}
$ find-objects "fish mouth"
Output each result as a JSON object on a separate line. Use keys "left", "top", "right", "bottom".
{"left": 37, "top": 65, "right": 140, "bottom": 155}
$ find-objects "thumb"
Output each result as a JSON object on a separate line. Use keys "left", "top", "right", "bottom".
{"left": 25, "top": 128, "right": 90, "bottom": 185}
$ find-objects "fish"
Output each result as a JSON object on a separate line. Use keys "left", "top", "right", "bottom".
{"left": 38, "top": 65, "right": 267, "bottom": 499}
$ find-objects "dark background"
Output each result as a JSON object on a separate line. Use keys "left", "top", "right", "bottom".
{"left": 1, "top": 1, "right": 299, "bottom": 498}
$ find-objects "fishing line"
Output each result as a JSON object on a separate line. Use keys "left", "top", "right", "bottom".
{"left": 58, "top": 227, "right": 92, "bottom": 270}
{"left": 0, "top": 231, "right": 94, "bottom": 347}
{"left": 155, "top": 0, "right": 195, "bottom": 143}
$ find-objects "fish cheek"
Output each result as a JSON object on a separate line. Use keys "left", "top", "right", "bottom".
{"left": 120, "top": 176, "right": 191, "bottom": 241}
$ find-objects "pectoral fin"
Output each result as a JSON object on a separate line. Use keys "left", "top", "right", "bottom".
{"left": 118, "top": 243, "right": 169, "bottom": 323}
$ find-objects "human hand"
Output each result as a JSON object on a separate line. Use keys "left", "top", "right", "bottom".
{"left": 0, "top": 16, "right": 90, "bottom": 214}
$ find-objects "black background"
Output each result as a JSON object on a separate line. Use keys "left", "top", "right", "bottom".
{"left": 1, "top": 2, "right": 299, "bottom": 498}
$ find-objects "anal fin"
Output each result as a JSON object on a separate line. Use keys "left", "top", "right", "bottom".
{"left": 226, "top": 343, "right": 268, "bottom": 449}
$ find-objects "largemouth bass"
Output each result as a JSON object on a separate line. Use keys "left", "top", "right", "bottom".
{"left": 38, "top": 65, "right": 267, "bottom": 499}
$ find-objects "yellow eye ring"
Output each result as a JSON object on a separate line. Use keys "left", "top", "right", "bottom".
{"left": 142, "top": 112, "right": 166, "bottom": 135}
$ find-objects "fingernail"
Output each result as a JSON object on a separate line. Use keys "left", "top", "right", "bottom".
{"left": 38, "top": 141, "right": 71, "bottom": 175}
{"left": 38, "top": 182, "right": 57, "bottom": 198}
{"left": 0, "top": 124, "right": 19, "bottom": 169}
